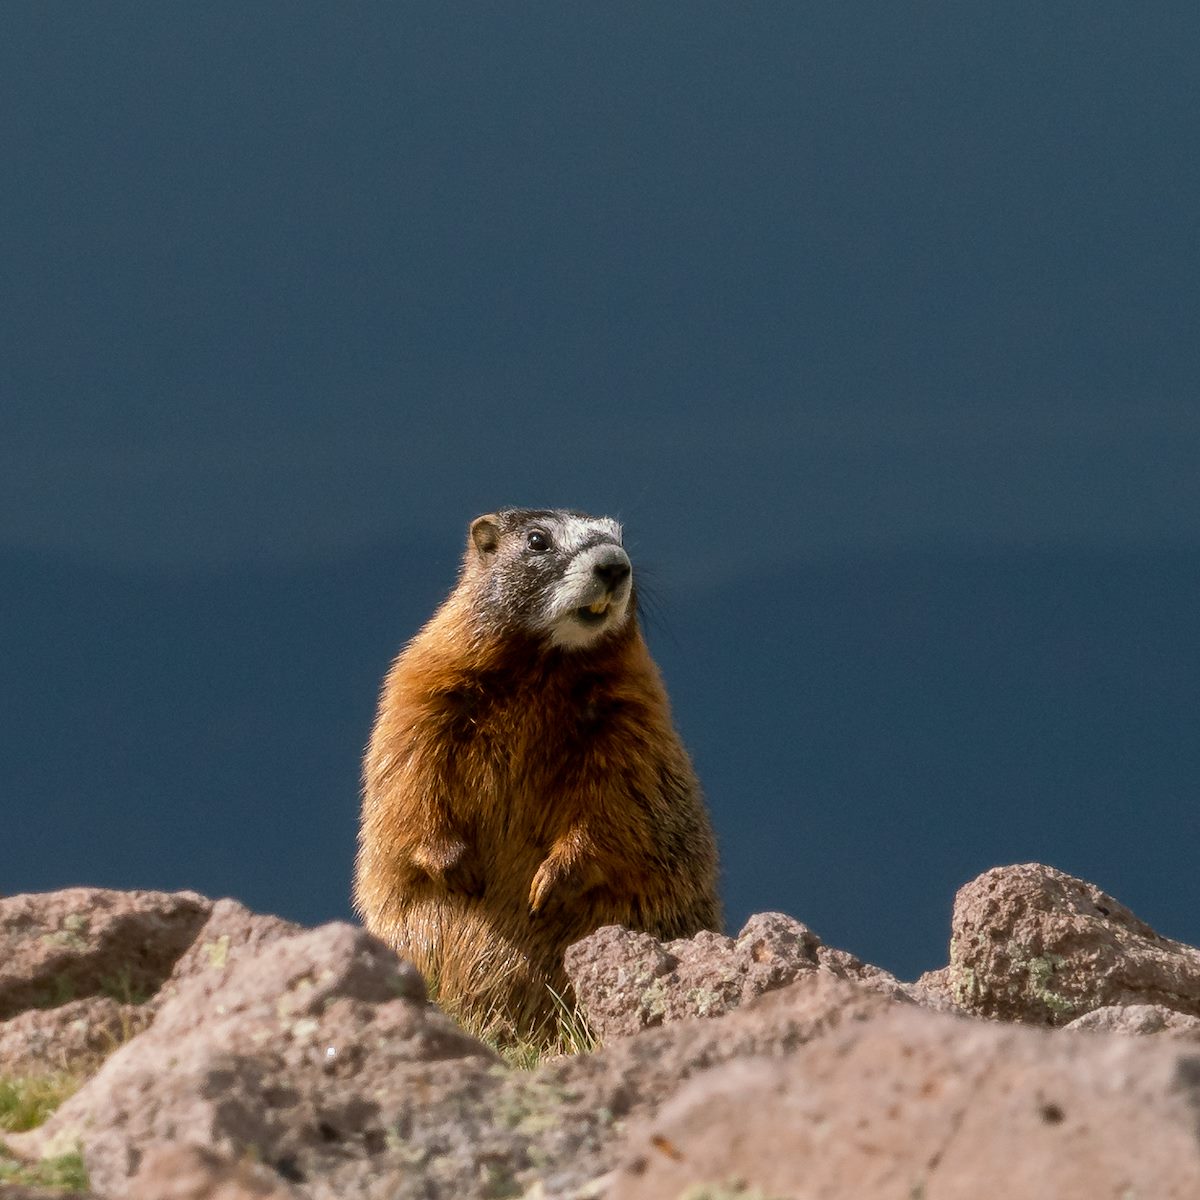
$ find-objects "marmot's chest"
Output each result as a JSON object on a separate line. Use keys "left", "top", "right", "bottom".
{"left": 443, "top": 670, "right": 627, "bottom": 747}
{"left": 437, "top": 674, "right": 638, "bottom": 810}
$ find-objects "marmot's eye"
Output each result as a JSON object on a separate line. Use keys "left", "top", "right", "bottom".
{"left": 527, "top": 530, "right": 551, "bottom": 553}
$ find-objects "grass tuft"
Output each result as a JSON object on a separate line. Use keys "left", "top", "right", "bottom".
{"left": 0, "top": 1072, "right": 89, "bottom": 1192}
{"left": 97, "top": 966, "right": 153, "bottom": 1007}
{"left": 0, "top": 1147, "right": 89, "bottom": 1192}
{"left": 460, "top": 985, "right": 600, "bottom": 1070}
{"left": 0, "top": 1073, "right": 84, "bottom": 1135}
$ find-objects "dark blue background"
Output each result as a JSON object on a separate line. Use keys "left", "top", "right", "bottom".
{"left": 3, "top": 5, "right": 1198, "bottom": 979}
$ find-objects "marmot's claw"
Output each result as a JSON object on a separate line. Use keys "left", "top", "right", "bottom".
{"left": 528, "top": 855, "right": 567, "bottom": 917}
{"left": 527, "top": 865, "right": 553, "bottom": 917}
{"left": 528, "top": 851, "right": 602, "bottom": 918}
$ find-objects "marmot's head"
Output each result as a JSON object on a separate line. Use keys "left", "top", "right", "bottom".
{"left": 464, "top": 508, "right": 633, "bottom": 650}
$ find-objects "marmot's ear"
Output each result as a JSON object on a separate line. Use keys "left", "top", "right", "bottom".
{"left": 470, "top": 515, "right": 501, "bottom": 556}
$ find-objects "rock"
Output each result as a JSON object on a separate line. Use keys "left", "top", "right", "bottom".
{"left": 907, "top": 965, "right": 963, "bottom": 1014}
{"left": 154, "top": 898, "right": 303, "bottom": 996}
{"left": 13, "top": 923, "right": 502, "bottom": 1199}
{"left": 0, "top": 889, "right": 212, "bottom": 1019}
{"left": 14, "top": 930, "right": 899, "bottom": 1200}
{"left": 126, "top": 1144, "right": 303, "bottom": 1200}
{"left": 460, "top": 973, "right": 901, "bottom": 1200}
{"left": 946, "top": 863, "right": 1200, "bottom": 1025}
{"left": 0, "top": 896, "right": 298, "bottom": 1079}
{"left": 0, "top": 996, "right": 152, "bottom": 1074}
{"left": 915, "top": 964, "right": 952, "bottom": 999}
{"left": 1065, "top": 1003, "right": 1200, "bottom": 1039}
{"left": 610, "top": 1001, "right": 1200, "bottom": 1200}
{"left": 539, "top": 972, "right": 901, "bottom": 1144}
{"left": 565, "top": 912, "right": 911, "bottom": 1040}
{"left": 15, "top": 877, "right": 1200, "bottom": 1199}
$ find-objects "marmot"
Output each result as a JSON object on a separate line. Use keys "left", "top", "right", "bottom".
{"left": 354, "top": 507, "right": 720, "bottom": 1036}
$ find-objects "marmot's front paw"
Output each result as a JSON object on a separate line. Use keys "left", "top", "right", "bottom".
{"left": 411, "top": 834, "right": 485, "bottom": 897}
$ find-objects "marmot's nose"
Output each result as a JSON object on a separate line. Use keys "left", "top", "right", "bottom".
{"left": 593, "top": 547, "right": 631, "bottom": 590}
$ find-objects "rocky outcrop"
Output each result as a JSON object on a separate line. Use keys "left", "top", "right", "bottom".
{"left": 564, "top": 912, "right": 914, "bottom": 1040}
{"left": 609, "top": 1001, "right": 1200, "bottom": 1200}
{"left": 1065, "top": 1002, "right": 1200, "bottom": 1038}
{"left": 0, "top": 894, "right": 300, "bottom": 1076}
{"left": 11, "top": 926, "right": 899, "bottom": 1199}
{"left": 944, "top": 863, "right": 1200, "bottom": 1025}
{"left": 13, "top": 923, "right": 493, "bottom": 1199}
{"left": 6, "top": 864, "right": 1200, "bottom": 1198}
{"left": 0, "top": 996, "right": 153, "bottom": 1075}
{"left": 0, "top": 888, "right": 211, "bottom": 1019}
{"left": 126, "top": 1145, "right": 302, "bottom": 1200}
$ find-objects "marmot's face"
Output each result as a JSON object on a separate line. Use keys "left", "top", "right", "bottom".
{"left": 468, "top": 509, "right": 633, "bottom": 650}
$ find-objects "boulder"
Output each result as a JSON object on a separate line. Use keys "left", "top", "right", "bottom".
{"left": 1065, "top": 1002, "right": 1200, "bottom": 1039}
{"left": 153, "top": 898, "right": 303, "bottom": 997}
{"left": 0, "top": 889, "right": 211, "bottom": 1019}
{"left": 12, "top": 923, "right": 504, "bottom": 1199}
{"left": 468, "top": 972, "right": 902, "bottom": 1200}
{"left": 0, "top": 996, "right": 152, "bottom": 1074}
{"left": 540, "top": 971, "right": 901, "bottom": 1137}
{"left": 565, "top": 911, "right": 911, "bottom": 1040}
{"left": 11, "top": 878, "right": 1200, "bottom": 1199}
{"left": 610, "top": 1001, "right": 1200, "bottom": 1200}
{"left": 11, "top": 936, "right": 900, "bottom": 1200}
{"left": 126, "top": 1144, "right": 303, "bottom": 1200}
{"left": 945, "top": 863, "right": 1200, "bottom": 1025}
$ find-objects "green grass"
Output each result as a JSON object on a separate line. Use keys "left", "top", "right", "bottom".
{"left": 97, "top": 966, "right": 153, "bottom": 1007}
{"left": 471, "top": 986, "right": 601, "bottom": 1070}
{"left": 0, "top": 1071, "right": 89, "bottom": 1192}
{"left": 0, "top": 1073, "right": 83, "bottom": 1135}
{"left": 0, "top": 1147, "right": 89, "bottom": 1193}
{"left": 422, "top": 969, "right": 601, "bottom": 1069}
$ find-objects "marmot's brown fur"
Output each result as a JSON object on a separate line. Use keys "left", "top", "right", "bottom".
{"left": 354, "top": 508, "right": 720, "bottom": 1036}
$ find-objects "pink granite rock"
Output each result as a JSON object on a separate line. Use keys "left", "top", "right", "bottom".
{"left": 0, "top": 996, "right": 151, "bottom": 1074}
{"left": 565, "top": 911, "right": 911, "bottom": 1039}
{"left": 611, "top": 1001, "right": 1200, "bottom": 1200}
{"left": 126, "top": 1144, "right": 303, "bottom": 1200}
{"left": 1065, "top": 1002, "right": 1200, "bottom": 1039}
{"left": 12, "top": 923, "right": 496, "bottom": 1198}
{"left": 946, "top": 863, "right": 1200, "bottom": 1025}
{"left": 0, "top": 889, "right": 211, "bottom": 1019}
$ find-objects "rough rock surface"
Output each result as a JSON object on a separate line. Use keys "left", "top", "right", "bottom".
{"left": 0, "top": 894, "right": 297, "bottom": 1076}
{"left": 0, "top": 889, "right": 211, "bottom": 1019}
{"left": 13, "top": 924, "right": 496, "bottom": 1199}
{"left": 539, "top": 972, "right": 900, "bottom": 1131}
{"left": 0, "top": 996, "right": 152, "bottom": 1074}
{"left": 565, "top": 911, "right": 911, "bottom": 1039}
{"left": 611, "top": 1003, "right": 1200, "bottom": 1200}
{"left": 126, "top": 1144, "right": 303, "bottom": 1200}
{"left": 9, "top": 869, "right": 1200, "bottom": 1199}
{"left": 946, "top": 863, "right": 1200, "bottom": 1025}
{"left": 154, "top": 898, "right": 303, "bottom": 996}
{"left": 1065, "top": 1002, "right": 1200, "bottom": 1039}
{"left": 13, "top": 935, "right": 898, "bottom": 1200}
{"left": 0, "top": 1189, "right": 94, "bottom": 1199}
